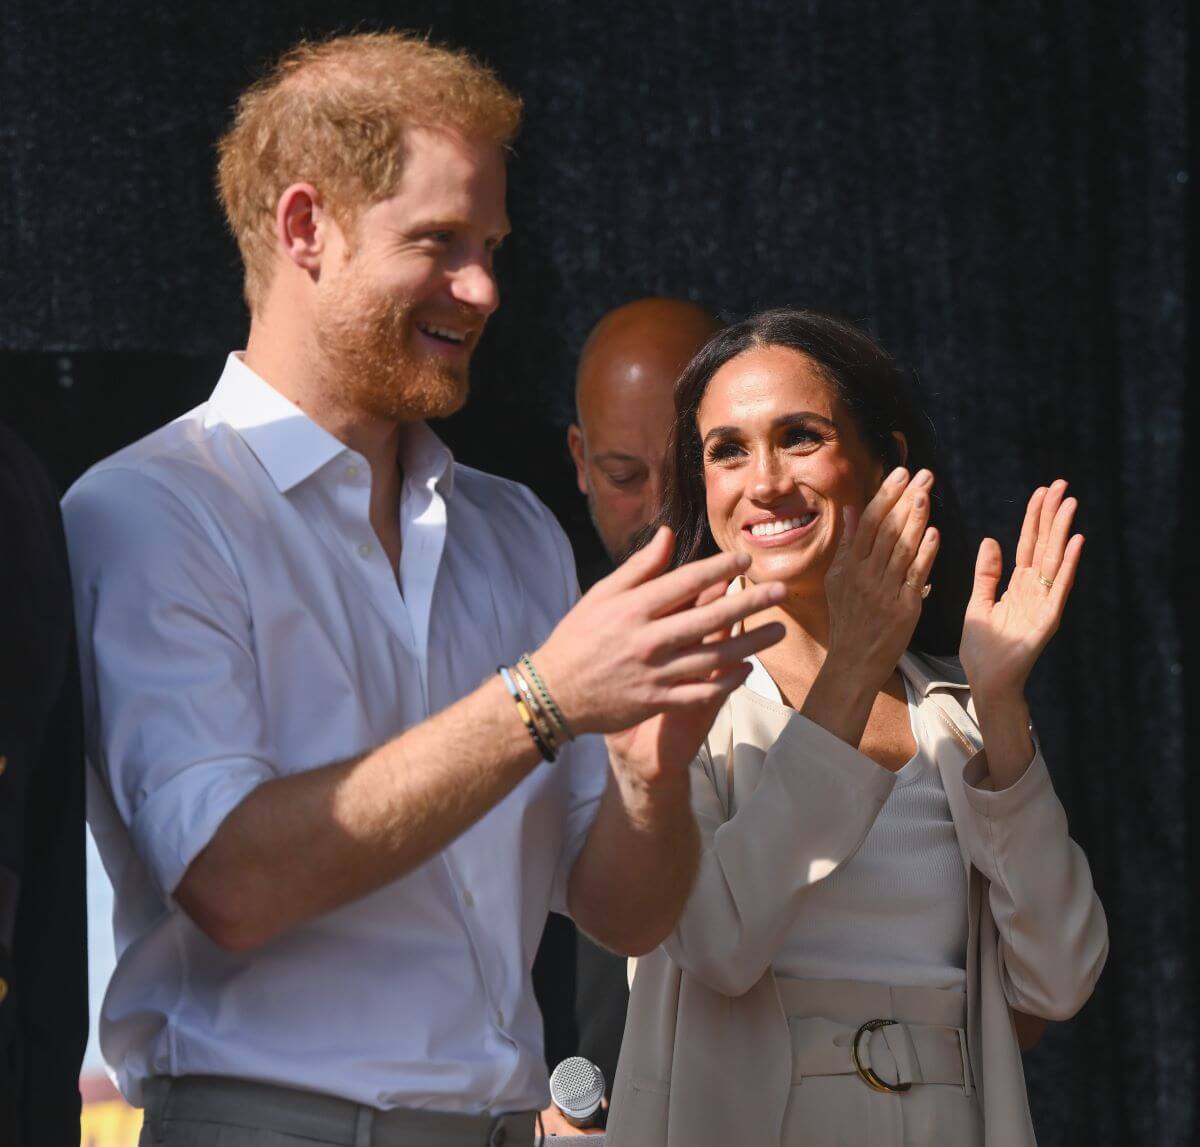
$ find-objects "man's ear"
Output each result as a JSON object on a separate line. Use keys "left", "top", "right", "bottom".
{"left": 890, "top": 431, "right": 909, "bottom": 469}
{"left": 566, "top": 424, "right": 588, "bottom": 495}
{"left": 275, "top": 182, "right": 329, "bottom": 276}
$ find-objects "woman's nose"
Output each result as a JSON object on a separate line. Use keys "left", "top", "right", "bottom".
{"left": 749, "top": 451, "right": 790, "bottom": 500}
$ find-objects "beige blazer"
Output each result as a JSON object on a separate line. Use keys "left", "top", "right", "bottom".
{"left": 606, "top": 651, "right": 1108, "bottom": 1147}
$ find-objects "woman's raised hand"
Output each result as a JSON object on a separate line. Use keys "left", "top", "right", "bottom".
{"left": 959, "top": 480, "right": 1083, "bottom": 703}
{"left": 822, "top": 467, "right": 941, "bottom": 691}
{"left": 799, "top": 466, "right": 939, "bottom": 749}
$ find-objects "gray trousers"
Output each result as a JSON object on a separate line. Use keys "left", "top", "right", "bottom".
{"left": 138, "top": 1076, "right": 538, "bottom": 1147}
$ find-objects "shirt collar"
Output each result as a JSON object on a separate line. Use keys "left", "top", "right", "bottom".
{"left": 398, "top": 419, "right": 456, "bottom": 499}
{"left": 206, "top": 354, "right": 455, "bottom": 497}
{"left": 898, "top": 651, "right": 972, "bottom": 697}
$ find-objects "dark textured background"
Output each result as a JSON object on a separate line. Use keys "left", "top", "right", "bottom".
{"left": 0, "top": 2, "right": 1192, "bottom": 1142}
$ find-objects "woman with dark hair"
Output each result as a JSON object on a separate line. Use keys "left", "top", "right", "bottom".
{"left": 605, "top": 310, "right": 1107, "bottom": 1147}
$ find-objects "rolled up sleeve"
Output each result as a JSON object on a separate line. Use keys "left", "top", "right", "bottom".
{"left": 535, "top": 505, "right": 606, "bottom": 916}
{"left": 550, "top": 731, "right": 608, "bottom": 916}
{"left": 64, "top": 467, "right": 276, "bottom": 896}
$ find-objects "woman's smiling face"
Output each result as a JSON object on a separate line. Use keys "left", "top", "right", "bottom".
{"left": 698, "top": 344, "right": 893, "bottom": 592}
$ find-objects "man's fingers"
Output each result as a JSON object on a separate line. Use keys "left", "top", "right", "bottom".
{"left": 654, "top": 579, "right": 785, "bottom": 648}
{"left": 637, "top": 549, "right": 752, "bottom": 618}
{"left": 693, "top": 579, "right": 734, "bottom": 645}
{"left": 665, "top": 622, "right": 786, "bottom": 680}
{"left": 1014, "top": 487, "right": 1047, "bottom": 568}
{"left": 970, "top": 537, "right": 1004, "bottom": 609}
{"left": 693, "top": 580, "right": 730, "bottom": 609}
{"left": 596, "top": 525, "right": 674, "bottom": 596}
{"left": 662, "top": 660, "right": 753, "bottom": 708}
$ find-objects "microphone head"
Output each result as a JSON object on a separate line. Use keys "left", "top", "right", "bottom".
{"left": 549, "top": 1056, "right": 606, "bottom": 1124}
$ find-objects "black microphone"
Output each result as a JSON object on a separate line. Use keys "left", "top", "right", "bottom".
{"left": 549, "top": 1056, "right": 606, "bottom": 1129}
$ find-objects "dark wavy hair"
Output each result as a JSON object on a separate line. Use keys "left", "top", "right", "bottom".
{"left": 654, "top": 308, "right": 972, "bottom": 656}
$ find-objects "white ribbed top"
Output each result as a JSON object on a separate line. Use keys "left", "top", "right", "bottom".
{"left": 745, "top": 658, "right": 968, "bottom": 989}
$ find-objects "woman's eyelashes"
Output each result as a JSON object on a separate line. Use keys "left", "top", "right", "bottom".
{"left": 705, "top": 439, "right": 745, "bottom": 463}
{"left": 704, "top": 424, "right": 824, "bottom": 465}
{"left": 782, "top": 424, "right": 824, "bottom": 450}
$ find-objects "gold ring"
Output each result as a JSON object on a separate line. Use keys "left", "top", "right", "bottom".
{"left": 1037, "top": 574, "right": 1054, "bottom": 590}
{"left": 920, "top": 583, "right": 932, "bottom": 600}
{"left": 851, "top": 1019, "right": 911, "bottom": 1094}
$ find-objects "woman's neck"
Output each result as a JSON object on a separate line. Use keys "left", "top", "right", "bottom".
{"left": 744, "top": 586, "right": 833, "bottom": 697}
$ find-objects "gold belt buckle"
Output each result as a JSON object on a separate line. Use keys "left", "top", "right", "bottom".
{"left": 852, "top": 1019, "right": 912, "bottom": 1094}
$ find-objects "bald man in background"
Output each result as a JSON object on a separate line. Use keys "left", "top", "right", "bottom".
{"left": 535, "top": 300, "right": 721, "bottom": 1132}
{"left": 568, "top": 299, "right": 723, "bottom": 563}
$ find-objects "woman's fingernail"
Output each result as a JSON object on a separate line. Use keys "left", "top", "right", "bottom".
{"left": 912, "top": 470, "right": 932, "bottom": 487}
{"left": 889, "top": 467, "right": 909, "bottom": 485}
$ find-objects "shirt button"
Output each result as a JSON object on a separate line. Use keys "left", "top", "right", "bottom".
{"left": 357, "top": 543, "right": 372, "bottom": 559}
{"left": 462, "top": 890, "right": 475, "bottom": 908}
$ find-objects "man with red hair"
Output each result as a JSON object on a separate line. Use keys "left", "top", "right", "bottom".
{"left": 64, "top": 32, "right": 782, "bottom": 1147}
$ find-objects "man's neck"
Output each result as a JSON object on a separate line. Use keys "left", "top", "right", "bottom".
{"left": 243, "top": 313, "right": 407, "bottom": 572}
{"left": 245, "top": 313, "right": 406, "bottom": 473}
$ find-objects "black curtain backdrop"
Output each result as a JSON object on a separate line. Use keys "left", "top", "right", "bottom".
{"left": 0, "top": 3, "right": 1191, "bottom": 1143}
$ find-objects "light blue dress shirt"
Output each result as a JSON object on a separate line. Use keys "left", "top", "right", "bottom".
{"left": 63, "top": 354, "right": 606, "bottom": 1113}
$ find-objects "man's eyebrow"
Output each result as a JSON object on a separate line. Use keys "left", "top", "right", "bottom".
{"left": 592, "top": 451, "right": 644, "bottom": 464}
{"left": 401, "top": 217, "right": 512, "bottom": 240}
{"left": 702, "top": 411, "right": 834, "bottom": 446}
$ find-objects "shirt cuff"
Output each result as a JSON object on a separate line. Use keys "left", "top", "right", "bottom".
{"left": 962, "top": 746, "right": 1053, "bottom": 819}
{"left": 129, "top": 756, "right": 276, "bottom": 894}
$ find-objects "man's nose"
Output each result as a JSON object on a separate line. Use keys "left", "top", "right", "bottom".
{"left": 451, "top": 260, "right": 500, "bottom": 316}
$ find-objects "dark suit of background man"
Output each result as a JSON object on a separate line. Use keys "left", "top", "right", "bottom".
{"left": 0, "top": 421, "right": 87, "bottom": 1146}
{"left": 533, "top": 298, "right": 722, "bottom": 1133}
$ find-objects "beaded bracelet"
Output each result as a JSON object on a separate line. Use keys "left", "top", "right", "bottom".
{"left": 511, "top": 662, "right": 562, "bottom": 755}
{"left": 519, "top": 654, "right": 574, "bottom": 744}
{"left": 498, "top": 665, "right": 556, "bottom": 762}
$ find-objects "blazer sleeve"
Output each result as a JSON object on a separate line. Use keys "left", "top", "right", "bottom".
{"left": 662, "top": 708, "right": 895, "bottom": 997}
{"left": 959, "top": 746, "right": 1108, "bottom": 1020}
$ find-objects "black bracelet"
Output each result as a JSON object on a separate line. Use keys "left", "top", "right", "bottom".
{"left": 498, "top": 665, "right": 556, "bottom": 762}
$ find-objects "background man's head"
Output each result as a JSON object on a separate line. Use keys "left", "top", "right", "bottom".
{"left": 569, "top": 298, "right": 722, "bottom": 561}
{"left": 216, "top": 32, "right": 521, "bottom": 421}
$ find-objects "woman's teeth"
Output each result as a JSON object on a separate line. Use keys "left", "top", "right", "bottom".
{"left": 749, "top": 513, "right": 816, "bottom": 537}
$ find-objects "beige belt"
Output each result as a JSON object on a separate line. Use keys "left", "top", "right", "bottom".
{"left": 777, "top": 978, "right": 974, "bottom": 1096}
{"left": 142, "top": 1075, "right": 537, "bottom": 1147}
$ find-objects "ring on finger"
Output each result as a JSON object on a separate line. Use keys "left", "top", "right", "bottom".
{"left": 1037, "top": 574, "right": 1054, "bottom": 589}
{"left": 905, "top": 577, "right": 933, "bottom": 599}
